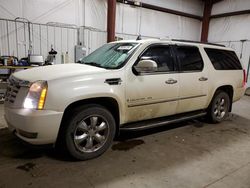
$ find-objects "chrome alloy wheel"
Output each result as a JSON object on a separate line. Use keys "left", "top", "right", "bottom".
{"left": 213, "top": 97, "right": 227, "bottom": 119}
{"left": 73, "top": 115, "right": 109, "bottom": 153}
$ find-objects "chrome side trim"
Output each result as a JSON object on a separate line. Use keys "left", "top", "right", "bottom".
{"left": 127, "top": 94, "right": 206, "bottom": 107}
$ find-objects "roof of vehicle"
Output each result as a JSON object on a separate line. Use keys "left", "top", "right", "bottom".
{"left": 111, "top": 38, "right": 233, "bottom": 51}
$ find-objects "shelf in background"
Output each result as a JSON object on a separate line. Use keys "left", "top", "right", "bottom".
{"left": 0, "top": 66, "right": 33, "bottom": 69}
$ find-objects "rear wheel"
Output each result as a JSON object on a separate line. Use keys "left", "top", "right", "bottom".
{"left": 63, "top": 105, "right": 116, "bottom": 160}
{"left": 207, "top": 91, "right": 230, "bottom": 123}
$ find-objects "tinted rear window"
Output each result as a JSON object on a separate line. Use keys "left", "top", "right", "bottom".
{"left": 204, "top": 48, "right": 242, "bottom": 70}
{"left": 176, "top": 46, "right": 203, "bottom": 72}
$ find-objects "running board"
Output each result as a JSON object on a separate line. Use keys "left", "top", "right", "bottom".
{"left": 120, "top": 111, "right": 207, "bottom": 131}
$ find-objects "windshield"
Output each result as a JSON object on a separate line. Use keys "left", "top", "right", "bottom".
{"left": 79, "top": 42, "right": 139, "bottom": 69}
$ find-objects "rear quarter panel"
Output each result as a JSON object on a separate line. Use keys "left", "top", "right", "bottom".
{"left": 200, "top": 47, "right": 245, "bottom": 107}
{"left": 208, "top": 70, "right": 244, "bottom": 103}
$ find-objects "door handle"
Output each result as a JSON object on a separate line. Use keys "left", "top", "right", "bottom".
{"left": 199, "top": 77, "right": 208, "bottom": 81}
{"left": 165, "top": 79, "right": 177, "bottom": 84}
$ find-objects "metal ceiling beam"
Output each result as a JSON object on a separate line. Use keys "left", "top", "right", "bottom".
{"left": 201, "top": 0, "right": 223, "bottom": 4}
{"left": 117, "top": 0, "right": 202, "bottom": 20}
{"left": 211, "top": 9, "right": 250, "bottom": 19}
{"left": 200, "top": 0, "right": 213, "bottom": 42}
{"left": 107, "top": 0, "right": 116, "bottom": 42}
{"left": 212, "top": 0, "right": 223, "bottom": 4}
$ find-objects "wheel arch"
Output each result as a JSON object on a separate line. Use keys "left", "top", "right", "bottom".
{"left": 57, "top": 97, "right": 121, "bottom": 143}
{"left": 210, "top": 85, "right": 234, "bottom": 112}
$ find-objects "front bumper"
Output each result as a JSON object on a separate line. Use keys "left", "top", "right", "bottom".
{"left": 4, "top": 107, "right": 63, "bottom": 145}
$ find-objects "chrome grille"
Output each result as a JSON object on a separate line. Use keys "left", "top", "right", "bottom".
{"left": 5, "top": 77, "right": 21, "bottom": 103}
{"left": 4, "top": 76, "right": 30, "bottom": 107}
{"left": 5, "top": 76, "right": 25, "bottom": 104}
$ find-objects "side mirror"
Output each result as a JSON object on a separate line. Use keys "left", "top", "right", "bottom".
{"left": 134, "top": 59, "right": 158, "bottom": 73}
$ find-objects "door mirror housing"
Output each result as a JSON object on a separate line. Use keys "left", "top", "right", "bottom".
{"left": 134, "top": 59, "right": 157, "bottom": 73}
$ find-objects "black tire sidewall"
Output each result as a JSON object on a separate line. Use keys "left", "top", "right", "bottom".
{"left": 65, "top": 105, "right": 116, "bottom": 160}
{"left": 210, "top": 91, "right": 230, "bottom": 123}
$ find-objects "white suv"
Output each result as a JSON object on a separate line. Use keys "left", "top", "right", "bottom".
{"left": 4, "top": 39, "right": 246, "bottom": 160}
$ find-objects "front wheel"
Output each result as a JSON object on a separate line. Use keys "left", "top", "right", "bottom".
{"left": 207, "top": 91, "right": 230, "bottom": 123}
{"left": 64, "top": 105, "right": 116, "bottom": 160}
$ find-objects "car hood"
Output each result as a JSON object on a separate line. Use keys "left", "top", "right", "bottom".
{"left": 13, "top": 64, "right": 107, "bottom": 82}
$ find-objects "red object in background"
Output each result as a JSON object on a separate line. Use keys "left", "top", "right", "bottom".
{"left": 243, "top": 69, "right": 247, "bottom": 87}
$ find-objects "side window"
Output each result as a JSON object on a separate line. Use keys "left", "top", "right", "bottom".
{"left": 176, "top": 46, "right": 203, "bottom": 72}
{"left": 204, "top": 48, "right": 242, "bottom": 70}
{"left": 141, "top": 45, "right": 175, "bottom": 72}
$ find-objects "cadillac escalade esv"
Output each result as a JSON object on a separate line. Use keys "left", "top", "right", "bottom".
{"left": 4, "top": 39, "right": 246, "bottom": 160}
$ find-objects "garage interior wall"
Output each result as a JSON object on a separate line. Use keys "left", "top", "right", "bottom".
{"left": 1, "top": 0, "right": 248, "bottom": 76}
{"left": 115, "top": 0, "right": 203, "bottom": 40}
{"left": 0, "top": 0, "right": 203, "bottom": 64}
{"left": 208, "top": 0, "right": 250, "bottom": 86}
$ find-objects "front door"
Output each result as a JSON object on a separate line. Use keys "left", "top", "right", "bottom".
{"left": 125, "top": 44, "right": 180, "bottom": 123}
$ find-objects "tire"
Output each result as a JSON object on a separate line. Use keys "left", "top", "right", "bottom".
{"left": 207, "top": 91, "right": 230, "bottom": 123}
{"left": 63, "top": 104, "right": 116, "bottom": 160}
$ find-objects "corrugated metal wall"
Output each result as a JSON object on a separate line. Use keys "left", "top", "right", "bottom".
{"left": 0, "top": 0, "right": 204, "bottom": 64}
{"left": 0, "top": 19, "right": 78, "bottom": 64}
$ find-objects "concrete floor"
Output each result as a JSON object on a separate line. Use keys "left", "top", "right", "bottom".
{"left": 0, "top": 96, "right": 250, "bottom": 188}
{"left": 246, "top": 87, "right": 250, "bottom": 96}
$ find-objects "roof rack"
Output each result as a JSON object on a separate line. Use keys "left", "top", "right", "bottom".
{"left": 171, "top": 39, "right": 225, "bottom": 47}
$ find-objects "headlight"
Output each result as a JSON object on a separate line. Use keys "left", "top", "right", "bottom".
{"left": 23, "top": 81, "right": 48, "bottom": 110}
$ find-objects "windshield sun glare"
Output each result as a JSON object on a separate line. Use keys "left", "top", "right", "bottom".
{"left": 80, "top": 42, "right": 139, "bottom": 69}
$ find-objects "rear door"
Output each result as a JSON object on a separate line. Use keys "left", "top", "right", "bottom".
{"left": 173, "top": 45, "right": 209, "bottom": 114}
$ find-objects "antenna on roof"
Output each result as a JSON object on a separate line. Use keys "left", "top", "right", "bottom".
{"left": 136, "top": 35, "right": 141, "bottom": 40}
